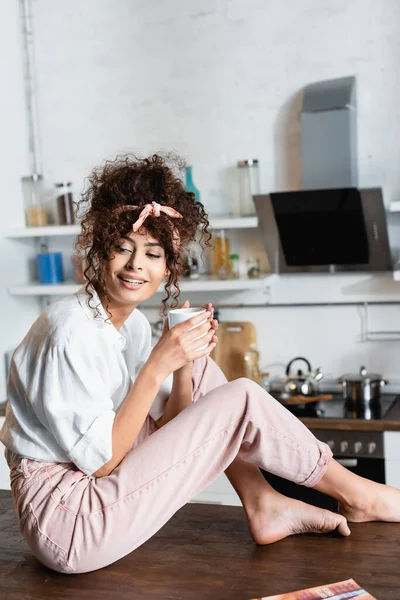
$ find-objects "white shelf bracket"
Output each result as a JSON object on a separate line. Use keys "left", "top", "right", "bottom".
{"left": 361, "top": 301, "right": 400, "bottom": 341}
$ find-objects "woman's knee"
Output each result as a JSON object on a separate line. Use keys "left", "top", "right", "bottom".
{"left": 229, "top": 377, "right": 260, "bottom": 396}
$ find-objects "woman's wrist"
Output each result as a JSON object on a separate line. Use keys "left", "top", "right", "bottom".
{"left": 174, "top": 361, "right": 193, "bottom": 375}
{"left": 142, "top": 359, "right": 168, "bottom": 386}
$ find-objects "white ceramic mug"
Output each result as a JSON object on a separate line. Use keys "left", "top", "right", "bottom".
{"left": 167, "top": 307, "right": 209, "bottom": 351}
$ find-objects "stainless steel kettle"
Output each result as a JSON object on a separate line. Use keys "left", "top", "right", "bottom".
{"left": 282, "top": 357, "right": 323, "bottom": 397}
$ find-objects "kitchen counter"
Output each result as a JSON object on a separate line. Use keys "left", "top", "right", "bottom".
{"left": 2, "top": 395, "right": 400, "bottom": 428}
{"left": 299, "top": 396, "right": 400, "bottom": 431}
{"left": 0, "top": 490, "right": 399, "bottom": 599}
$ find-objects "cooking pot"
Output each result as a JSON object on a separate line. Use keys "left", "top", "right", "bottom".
{"left": 282, "top": 356, "right": 323, "bottom": 398}
{"left": 337, "top": 366, "right": 388, "bottom": 405}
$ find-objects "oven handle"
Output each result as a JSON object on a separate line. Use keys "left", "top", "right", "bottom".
{"left": 336, "top": 458, "right": 358, "bottom": 468}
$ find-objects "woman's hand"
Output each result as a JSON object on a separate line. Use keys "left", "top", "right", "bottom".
{"left": 205, "top": 302, "right": 219, "bottom": 340}
{"left": 179, "top": 301, "right": 219, "bottom": 351}
{"left": 148, "top": 302, "right": 217, "bottom": 378}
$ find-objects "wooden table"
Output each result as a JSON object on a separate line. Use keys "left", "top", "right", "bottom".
{"left": 0, "top": 490, "right": 399, "bottom": 599}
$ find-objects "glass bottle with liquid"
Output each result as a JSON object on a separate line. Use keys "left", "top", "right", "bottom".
{"left": 244, "top": 344, "right": 262, "bottom": 385}
{"left": 23, "top": 174, "right": 48, "bottom": 227}
{"left": 230, "top": 253, "right": 240, "bottom": 278}
{"left": 72, "top": 255, "right": 86, "bottom": 284}
{"left": 213, "top": 230, "right": 231, "bottom": 278}
{"left": 185, "top": 166, "right": 201, "bottom": 203}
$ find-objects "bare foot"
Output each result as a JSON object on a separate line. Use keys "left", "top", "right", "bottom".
{"left": 246, "top": 491, "right": 351, "bottom": 545}
{"left": 339, "top": 481, "right": 400, "bottom": 523}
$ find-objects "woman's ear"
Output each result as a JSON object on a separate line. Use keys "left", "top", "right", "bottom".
{"left": 165, "top": 268, "right": 170, "bottom": 278}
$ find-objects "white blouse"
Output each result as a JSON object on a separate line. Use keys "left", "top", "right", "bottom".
{"left": 0, "top": 288, "right": 172, "bottom": 476}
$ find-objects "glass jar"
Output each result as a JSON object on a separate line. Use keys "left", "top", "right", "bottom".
{"left": 56, "top": 182, "right": 75, "bottom": 225}
{"left": 22, "top": 174, "right": 48, "bottom": 227}
{"left": 213, "top": 230, "right": 231, "bottom": 278}
{"left": 237, "top": 159, "right": 260, "bottom": 216}
{"left": 246, "top": 257, "right": 260, "bottom": 279}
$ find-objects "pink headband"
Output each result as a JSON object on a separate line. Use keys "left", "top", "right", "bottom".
{"left": 118, "top": 201, "right": 183, "bottom": 251}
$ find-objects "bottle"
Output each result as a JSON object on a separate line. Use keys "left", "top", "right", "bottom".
{"left": 237, "top": 159, "right": 260, "bottom": 216}
{"left": 36, "top": 242, "right": 64, "bottom": 284}
{"left": 188, "top": 253, "right": 200, "bottom": 280}
{"left": 230, "top": 253, "right": 240, "bottom": 278}
{"left": 213, "top": 230, "right": 231, "bottom": 278}
{"left": 23, "top": 174, "right": 48, "bottom": 227}
{"left": 185, "top": 166, "right": 201, "bottom": 203}
{"left": 55, "top": 182, "right": 75, "bottom": 225}
{"left": 244, "top": 344, "right": 261, "bottom": 385}
{"left": 72, "top": 255, "right": 86, "bottom": 284}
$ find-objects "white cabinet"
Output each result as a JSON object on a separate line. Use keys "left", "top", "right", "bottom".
{"left": 384, "top": 431, "right": 400, "bottom": 488}
{"left": 190, "top": 473, "right": 242, "bottom": 506}
{"left": 0, "top": 416, "right": 10, "bottom": 490}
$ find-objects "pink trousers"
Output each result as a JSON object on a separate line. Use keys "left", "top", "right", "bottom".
{"left": 9, "top": 357, "right": 332, "bottom": 574}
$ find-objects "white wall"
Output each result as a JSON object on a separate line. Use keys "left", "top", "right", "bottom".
{"left": 0, "top": 1, "right": 44, "bottom": 400}
{"left": 1, "top": 0, "right": 400, "bottom": 399}
{"left": 32, "top": 0, "right": 400, "bottom": 208}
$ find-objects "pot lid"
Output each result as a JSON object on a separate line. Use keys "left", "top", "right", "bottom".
{"left": 339, "top": 365, "right": 383, "bottom": 382}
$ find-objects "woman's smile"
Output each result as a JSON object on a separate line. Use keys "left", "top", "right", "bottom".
{"left": 117, "top": 273, "right": 147, "bottom": 290}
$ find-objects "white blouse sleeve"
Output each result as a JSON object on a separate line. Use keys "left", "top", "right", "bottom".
{"left": 31, "top": 340, "right": 115, "bottom": 476}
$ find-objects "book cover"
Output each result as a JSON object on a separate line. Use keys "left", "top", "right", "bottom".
{"left": 251, "top": 578, "right": 377, "bottom": 599}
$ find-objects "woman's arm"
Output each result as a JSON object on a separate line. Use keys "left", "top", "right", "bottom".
{"left": 155, "top": 303, "right": 218, "bottom": 429}
{"left": 93, "top": 311, "right": 215, "bottom": 478}
{"left": 155, "top": 363, "right": 193, "bottom": 428}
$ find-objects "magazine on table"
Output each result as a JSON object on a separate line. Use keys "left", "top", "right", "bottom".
{"left": 250, "top": 578, "right": 377, "bottom": 600}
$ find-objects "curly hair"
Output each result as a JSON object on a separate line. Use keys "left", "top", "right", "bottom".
{"left": 74, "top": 153, "right": 211, "bottom": 318}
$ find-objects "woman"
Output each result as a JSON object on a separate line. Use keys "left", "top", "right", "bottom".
{"left": 1, "top": 154, "right": 399, "bottom": 574}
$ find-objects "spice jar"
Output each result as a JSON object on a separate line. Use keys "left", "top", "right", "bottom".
{"left": 22, "top": 174, "right": 48, "bottom": 227}
{"left": 237, "top": 159, "right": 260, "bottom": 216}
{"left": 56, "top": 182, "right": 75, "bottom": 225}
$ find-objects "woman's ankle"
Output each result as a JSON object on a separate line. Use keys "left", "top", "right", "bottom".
{"left": 313, "top": 459, "right": 365, "bottom": 506}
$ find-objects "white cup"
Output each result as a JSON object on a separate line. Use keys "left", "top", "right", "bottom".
{"left": 167, "top": 307, "right": 209, "bottom": 351}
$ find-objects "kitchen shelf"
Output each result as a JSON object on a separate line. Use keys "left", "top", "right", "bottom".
{"left": 209, "top": 217, "right": 258, "bottom": 229}
{"left": 8, "top": 276, "right": 270, "bottom": 297}
{"left": 6, "top": 217, "right": 258, "bottom": 239}
{"left": 7, "top": 225, "right": 80, "bottom": 238}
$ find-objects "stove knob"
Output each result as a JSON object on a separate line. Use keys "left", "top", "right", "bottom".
{"left": 354, "top": 441, "right": 363, "bottom": 454}
{"left": 368, "top": 442, "right": 377, "bottom": 454}
{"left": 327, "top": 440, "right": 335, "bottom": 450}
{"left": 340, "top": 441, "right": 349, "bottom": 453}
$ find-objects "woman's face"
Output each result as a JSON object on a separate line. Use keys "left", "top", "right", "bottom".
{"left": 105, "top": 229, "right": 168, "bottom": 310}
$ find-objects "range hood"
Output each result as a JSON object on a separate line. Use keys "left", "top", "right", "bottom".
{"left": 255, "top": 76, "right": 393, "bottom": 273}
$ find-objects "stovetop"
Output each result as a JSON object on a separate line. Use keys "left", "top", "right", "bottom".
{"left": 271, "top": 392, "right": 399, "bottom": 421}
